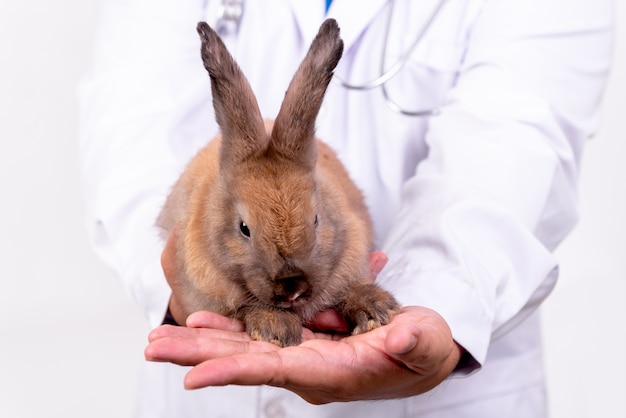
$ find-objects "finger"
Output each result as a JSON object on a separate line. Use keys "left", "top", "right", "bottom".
{"left": 305, "top": 309, "right": 350, "bottom": 333}
{"left": 368, "top": 251, "right": 388, "bottom": 279}
{"left": 145, "top": 328, "right": 276, "bottom": 365}
{"left": 149, "top": 324, "right": 253, "bottom": 345}
{"left": 145, "top": 336, "right": 204, "bottom": 365}
{"left": 384, "top": 322, "right": 422, "bottom": 358}
{"left": 148, "top": 324, "right": 196, "bottom": 342}
{"left": 183, "top": 343, "right": 337, "bottom": 390}
{"left": 186, "top": 310, "right": 246, "bottom": 332}
{"left": 147, "top": 323, "right": 249, "bottom": 343}
{"left": 184, "top": 351, "right": 283, "bottom": 388}
{"left": 145, "top": 335, "right": 249, "bottom": 366}
{"left": 384, "top": 308, "right": 453, "bottom": 376}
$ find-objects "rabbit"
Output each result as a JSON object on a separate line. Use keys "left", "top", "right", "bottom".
{"left": 156, "top": 19, "right": 400, "bottom": 347}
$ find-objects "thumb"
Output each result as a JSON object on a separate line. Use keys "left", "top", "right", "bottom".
{"left": 384, "top": 321, "right": 444, "bottom": 375}
{"left": 385, "top": 307, "right": 458, "bottom": 375}
{"left": 385, "top": 323, "right": 419, "bottom": 360}
{"left": 384, "top": 308, "right": 463, "bottom": 387}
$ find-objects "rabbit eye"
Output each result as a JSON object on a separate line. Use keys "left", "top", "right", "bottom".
{"left": 239, "top": 221, "right": 251, "bottom": 238}
{"left": 314, "top": 214, "right": 319, "bottom": 227}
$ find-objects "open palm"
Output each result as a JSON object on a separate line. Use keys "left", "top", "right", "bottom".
{"left": 145, "top": 306, "right": 462, "bottom": 405}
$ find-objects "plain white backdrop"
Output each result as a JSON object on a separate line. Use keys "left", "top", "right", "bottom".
{"left": 0, "top": 2, "right": 624, "bottom": 417}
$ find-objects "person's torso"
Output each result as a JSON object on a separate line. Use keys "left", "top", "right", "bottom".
{"left": 201, "top": 0, "right": 481, "bottom": 247}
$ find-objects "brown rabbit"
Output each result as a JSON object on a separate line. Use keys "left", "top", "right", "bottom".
{"left": 157, "top": 19, "right": 400, "bottom": 347}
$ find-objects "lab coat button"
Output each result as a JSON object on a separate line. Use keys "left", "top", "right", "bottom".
{"left": 264, "top": 400, "right": 286, "bottom": 418}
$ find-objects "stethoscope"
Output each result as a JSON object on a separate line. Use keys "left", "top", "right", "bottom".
{"left": 214, "top": 0, "right": 448, "bottom": 117}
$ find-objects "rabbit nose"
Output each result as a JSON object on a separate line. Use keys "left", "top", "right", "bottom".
{"left": 278, "top": 275, "right": 308, "bottom": 300}
{"left": 273, "top": 271, "right": 310, "bottom": 304}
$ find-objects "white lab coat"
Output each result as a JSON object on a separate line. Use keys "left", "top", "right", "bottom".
{"left": 78, "top": 0, "right": 613, "bottom": 417}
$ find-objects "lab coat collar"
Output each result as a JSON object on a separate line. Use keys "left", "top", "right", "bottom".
{"left": 288, "top": 0, "right": 389, "bottom": 52}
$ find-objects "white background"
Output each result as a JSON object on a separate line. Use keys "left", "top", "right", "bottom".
{"left": 0, "top": 2, "right": 624, "bottom": 417}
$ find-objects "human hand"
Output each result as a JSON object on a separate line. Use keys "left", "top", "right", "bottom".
{"left": 145, "top": 306, "right": 462, "bottom": 404}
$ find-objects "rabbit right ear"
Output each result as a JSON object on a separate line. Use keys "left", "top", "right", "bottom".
{"left": 197, "top": 22, "right": 268, "bottom": 167}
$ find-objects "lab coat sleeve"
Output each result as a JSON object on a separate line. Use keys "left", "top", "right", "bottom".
{"left": 378, "top": 0, "right": 613, "bottom": 369}
{"left": 78, "top": 0, "right": 212, "bottom": 327}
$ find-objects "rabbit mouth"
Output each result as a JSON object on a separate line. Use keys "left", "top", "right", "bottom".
{"left": 275, "top": 298, "right": 306, "bottom": 309}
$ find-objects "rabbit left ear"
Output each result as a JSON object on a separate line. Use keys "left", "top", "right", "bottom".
{"left": 270, "top": 19, "right": 344, "bottom": 169}
{"left": 197, "top": 22, "right": 269, "bottom": 167}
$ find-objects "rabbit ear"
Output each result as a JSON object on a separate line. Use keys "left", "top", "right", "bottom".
{"left": 197, "top": 22, "right": 268, "bottom": 166}
{"left": 270, "top": 19, "right": 344, "bottom": 169}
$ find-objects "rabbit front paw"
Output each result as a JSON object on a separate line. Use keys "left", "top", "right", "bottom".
{"left": 340, "top": 283, "right": 401, "bottom": 335}
{"left": 243, "top": 307, "right": 303, "bottom": 347}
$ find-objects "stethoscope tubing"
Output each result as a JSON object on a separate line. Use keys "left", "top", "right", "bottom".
{"left": 214, "top": 0, "right": 448, "bottom": 116}
{"left": 332, "top": 0, "right": 448, "bottom": 116}
{"left": 333, "top": 0, "right": 447, "bottom": 91}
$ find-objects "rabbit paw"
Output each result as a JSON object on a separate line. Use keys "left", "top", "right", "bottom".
{"left": 340, "top": 283, "right": 401, "bottom": 335}
{"left": 243, "top": 307, "right": 303, "bottom": 347}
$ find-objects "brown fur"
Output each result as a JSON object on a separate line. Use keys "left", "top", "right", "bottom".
{"left": 157, "top": 19, "right": 400, "bottom": 346}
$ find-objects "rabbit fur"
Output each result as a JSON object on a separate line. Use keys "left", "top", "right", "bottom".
{"left": 157, "top": 19, "right": 400, "bottom": 347}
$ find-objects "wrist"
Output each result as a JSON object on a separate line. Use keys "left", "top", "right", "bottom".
{"left": 162, "top": 306, "right": 180, "bottom": 326}
{"left": 451, "top": 342, "right": 480, "bottom": 376}
{"left": 162, "top": 296, "right": 186, "bottom": 326}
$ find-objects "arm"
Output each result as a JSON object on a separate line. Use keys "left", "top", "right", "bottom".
{"left": 78, "top": 0, "right": 213, "bottom": 327}
{"left": 378, "top": 0, "right": 614, "bottom": 368}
